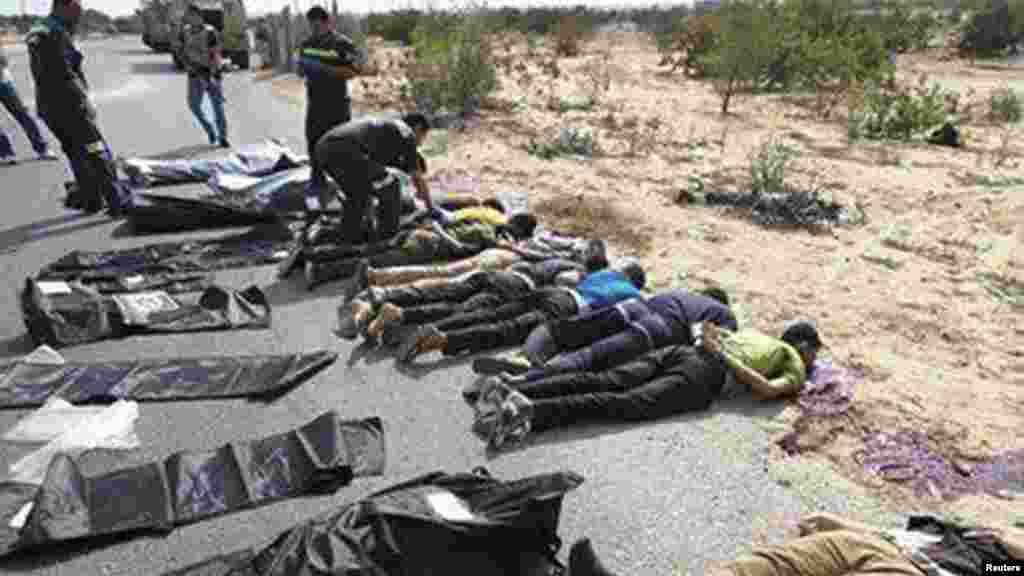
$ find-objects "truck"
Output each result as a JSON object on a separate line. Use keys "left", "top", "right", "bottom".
{"left": 140, "top": 0, "right": 251, "bottom": 70}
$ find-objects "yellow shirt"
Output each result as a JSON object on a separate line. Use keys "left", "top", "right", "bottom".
{"left": 451, "top": 206, "right": 508, "bottom": 227}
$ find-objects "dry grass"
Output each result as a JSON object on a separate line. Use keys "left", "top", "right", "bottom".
{"left": 533, "top": 194, "right": 653, "bottom": 257}
{"left": 269, "top": 30, "right": 1024, "bottom": 518}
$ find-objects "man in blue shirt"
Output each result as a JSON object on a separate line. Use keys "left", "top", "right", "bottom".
{"left": 396, "top": 259, "right": 646, "bottom": 363}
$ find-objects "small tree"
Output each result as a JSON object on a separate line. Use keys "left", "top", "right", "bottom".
{"left": 700, "top": 0, "right": 784, "bottom": 114}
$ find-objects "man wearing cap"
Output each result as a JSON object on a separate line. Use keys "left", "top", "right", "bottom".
{"left": 297, "top": 5, "right": 375, "bottom": 209}
{"left": 315, "top": 112, "right": 436, "bottom": 245}
{"left": 396, "top": 259, "right": 648, "bottom": 363}
{"left": 181, "top": 3, "right": 229, "bottom": 147}
{"left": 469, "top": 320, "right": 823, "bottom": 450}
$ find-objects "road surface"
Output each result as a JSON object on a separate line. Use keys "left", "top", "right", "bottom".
{"left": 0, "top": 35, "right": 899, "bottom": 576}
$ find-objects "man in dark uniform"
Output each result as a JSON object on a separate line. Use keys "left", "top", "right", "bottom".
{"left": 181, "top": 3, "right": 229, "bottom": 147}
{"left": 297, "top": 6, "right": 375, "bottom": 211}
{"left": 315, "top": 112, "right": 436, "bottom": 244}
{"left": 26, "top": 0, "right": 131, "bottom": 217}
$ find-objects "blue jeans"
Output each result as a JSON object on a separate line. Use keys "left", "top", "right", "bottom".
{"left": 0, "top": 80, "right": 50, "bottom": 155}
{"left": 187, "top": 75, "right": 228, "bottom": 143}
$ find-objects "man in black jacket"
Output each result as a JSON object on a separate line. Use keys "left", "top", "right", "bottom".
{"left": 297, "top": 5, "right": 374, "bottom": 210}
{"left": 26, "top": 0, "right": 131, "bottom": 216}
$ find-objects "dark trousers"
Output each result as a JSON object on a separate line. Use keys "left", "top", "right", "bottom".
{"left": 442, "top": 288, "right": 579, "bottom": 356}
{"left": 548, "top": 298, "right": 652, "bottom": 352}
{"left": 520, "top": 346, "right": 726, "bottom": 432}
{"left": 305, "top": 102, "right": 350, "bottom": 189}
{"left": 0, "top": 81, "right": 49, "bottom": 155}
{"left": 39, "top": 106, "right": 128, "bottom": 211}
{"left": 316, "top": 135, "right": 401, "bottom": 243}
{"left": 385, "top": 271, "right": 533, "bottom": 325}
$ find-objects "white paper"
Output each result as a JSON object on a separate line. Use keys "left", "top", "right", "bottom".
{"left": 426, "top": 491, "right": 475, "bottom": 522}
{"left": 112, "top": 291, "right": 179, "bottom": 325}
{"left": 304, "top": 196, "right": 322, "bottom": 211}
{"left": 36, "top": 281, "right": 71, "bottom": 296}
{"left": 9, "top": 502, "right": 33, "bottom": 529}
{"left": 4, "top": 399, "right": 141, "bottom": 486}
{"left": 21, "top": 345, "right": 65, "bottom": 366}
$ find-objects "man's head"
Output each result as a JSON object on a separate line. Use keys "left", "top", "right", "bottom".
{"left": 185, "top": 3, "right": 203, "bottom": 25}
{"left": 781, "top": 321, "right": 825, "bottom": 372}
{"left": 52, "top": 0, "right": 83, "bottom": 27}
{"left": 505, "top": 212, "right": 538, "bottom": 240}
{"left": 482, "top": 198, "right": 505, "bottom": 213}
{"left": 401, "top": 112, "right": 431, "bottom": 146}
{"left": 700, "top": 286, "right": 730, "bottom": 307}
{"left": 306, "top": 6, "right": 332, "bottom": 35}
{"left": 614, "top": 258, "right": 646, "bottom": 290}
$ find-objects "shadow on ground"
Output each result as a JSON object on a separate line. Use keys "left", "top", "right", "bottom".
{"left": 0, "top": 214, "right": 110, "bottom": 254}
{"left": 482, "top": 395, "right": 789, "bottom": 461}
{"left": 130, "top": 61, "right": 180, "bottom": 76}
{"left": 0, "top": 334, "right": 35, "bottom": 361}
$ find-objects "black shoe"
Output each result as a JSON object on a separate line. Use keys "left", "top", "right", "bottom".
{"left": 472, "top": 356, "right": 531, "bottom": 376}
{"left": 569, "top": 539, "right": 619, "bottom": 576}
{"left": 344, "top": 259, "right": 370, "bottom": 302}
{"left": 218, "top": 139, "right": 231, "bottom": 149}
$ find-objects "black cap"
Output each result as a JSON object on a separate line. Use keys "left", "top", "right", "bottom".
{"left": 781, "top": 321, "right": 825, "bottom": 351}
{"left": 306, "top": 6, "right": 329, "bottom": 21}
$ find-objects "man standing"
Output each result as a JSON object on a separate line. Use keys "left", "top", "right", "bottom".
{"left": 181, "top": 3, "right": 229, "bottom": 147}
{"left": 315, "top": 113, "right": 436, "bottom": 244}
{"left": 0, "top": 43, "right": 57, "bottom": 164}
{"left": 297, "top": 6, "right": 374, "bottom": 211}
{"left": 26, "top": 0, "right": 132, "bottom": 216}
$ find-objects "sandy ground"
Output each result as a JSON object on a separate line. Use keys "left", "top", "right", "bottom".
{"left": 269, "top": 32, "right": 1024, "bottom": 523}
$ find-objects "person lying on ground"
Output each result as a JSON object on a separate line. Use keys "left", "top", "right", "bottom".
{"left": 394, "top": 259, "right": 648, "bottom": 363}
{"left": 472, "top": 286, "right": 737, "bottom": 378}
{"left": 314, "top": 112, "right": 435, "bottom": 245}
{"left": 302, "top": 209, "right": 540, "bottom": 291}
{"left": 465, "top": 320, "right": 823, "bottom": 450}
{"left": 338, "top": 250, "right": 610, "bottom": 343}
{"left": 567, "top": 513, "right": 1024, "bottom": 576}
{"left": 347, "top": 234, "right": 608, "bottom": 292}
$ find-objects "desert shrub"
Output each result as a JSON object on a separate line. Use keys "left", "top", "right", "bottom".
{"left": 403, "top": 10, "right": 498, "bottom": 116}
{"left": 792, "top": 28, "right": 893, "bottom": 117}
{"left": 749, "top": 136, "right": 799, "bottom": 195}
{"left": 657, "top": 13, "right": 722, "bottom": 76}
{"left": 526, "top": 127, "right": 598, "bottom": 159}
{"left": 957, "top": 0, "right": 1024, "bottom": 56}
{"left": 699, "top": 0, "right": 784, "bottom": 114}
{"left": 366, "top": 9, "right": 423, "bottom": 45}
{"left": 864, "top": 1, "right": 944, "bottom": 53}
{"left": 553, "top": 14, "right": 595, "bottom": 57}
{"left": 989, "top": 87, "right": 1023, "bottom": 123}
{"left": 647, "top": 6, "right": 693, "bottom": 52}
{"left": 849, "top": 78, "right": 948, "bottom": 141}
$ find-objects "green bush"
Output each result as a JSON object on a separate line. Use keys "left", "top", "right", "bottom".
{"left": 404, "top": 11, "right": 498, "bottom": 117}
{"left": 526, "top": 127, "right": 598, "bottom": 159}
{"left": 749, "top": 136, "right": 799, "bottom": 195}
{"left": 865, "top": 1, "right": 943, "bottom": 53}
{"left": 989, "top": 87, "right": 1023, "bottom": 123}
{"left": 699, "top": 0, "right": 785, "bottom": 113}
{"left": 366, "top": 10, "right": 423, "bottom": 45}
{"left": 849, "top": 80, "right": 948, "bottom": 141}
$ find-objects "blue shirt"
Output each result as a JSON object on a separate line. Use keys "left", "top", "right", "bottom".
{"left": 575, "top": 270, "right": 642, "bottom": 308}
{"left": 646, "top": 289, "right": 738, "bottom": 333}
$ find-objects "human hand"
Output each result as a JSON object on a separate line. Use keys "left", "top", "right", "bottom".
{"left": 797, "top": 513, "right": 847, "bottom": 536}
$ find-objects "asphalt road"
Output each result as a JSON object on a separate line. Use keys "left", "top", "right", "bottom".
{"left": 0, "top": 35, "right": 901, "bottom": 576}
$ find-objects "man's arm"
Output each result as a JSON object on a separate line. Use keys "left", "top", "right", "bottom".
{"left": 413, "top": 172, "right": 435, "bottom": 212}
{"left": 207, "top": 28, "right": 223, "bottom": 70}
{"left": 701, "top": 322, "right": 802, "bottom": 400}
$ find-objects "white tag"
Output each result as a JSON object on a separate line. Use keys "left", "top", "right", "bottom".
{"left": 9, "top": 502, "right": 33, "bottom": 529}
{"left": 426, "top": 491, "right": 475, "bottom": 521}
{"left": 36, "top": 281, "right": 72, "bottom": 296}
{"left": 123, "top": 275, "right": 144, "bottom": 287}
{"left": 305, "top": 196, "right": 321, "bottom": 211}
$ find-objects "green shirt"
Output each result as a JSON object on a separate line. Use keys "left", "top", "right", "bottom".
{"left": 447, "top": 220, "right": 498, "bottom": 250}
{"left": 720, "top": 330, "right": 807, "bottom": 395}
